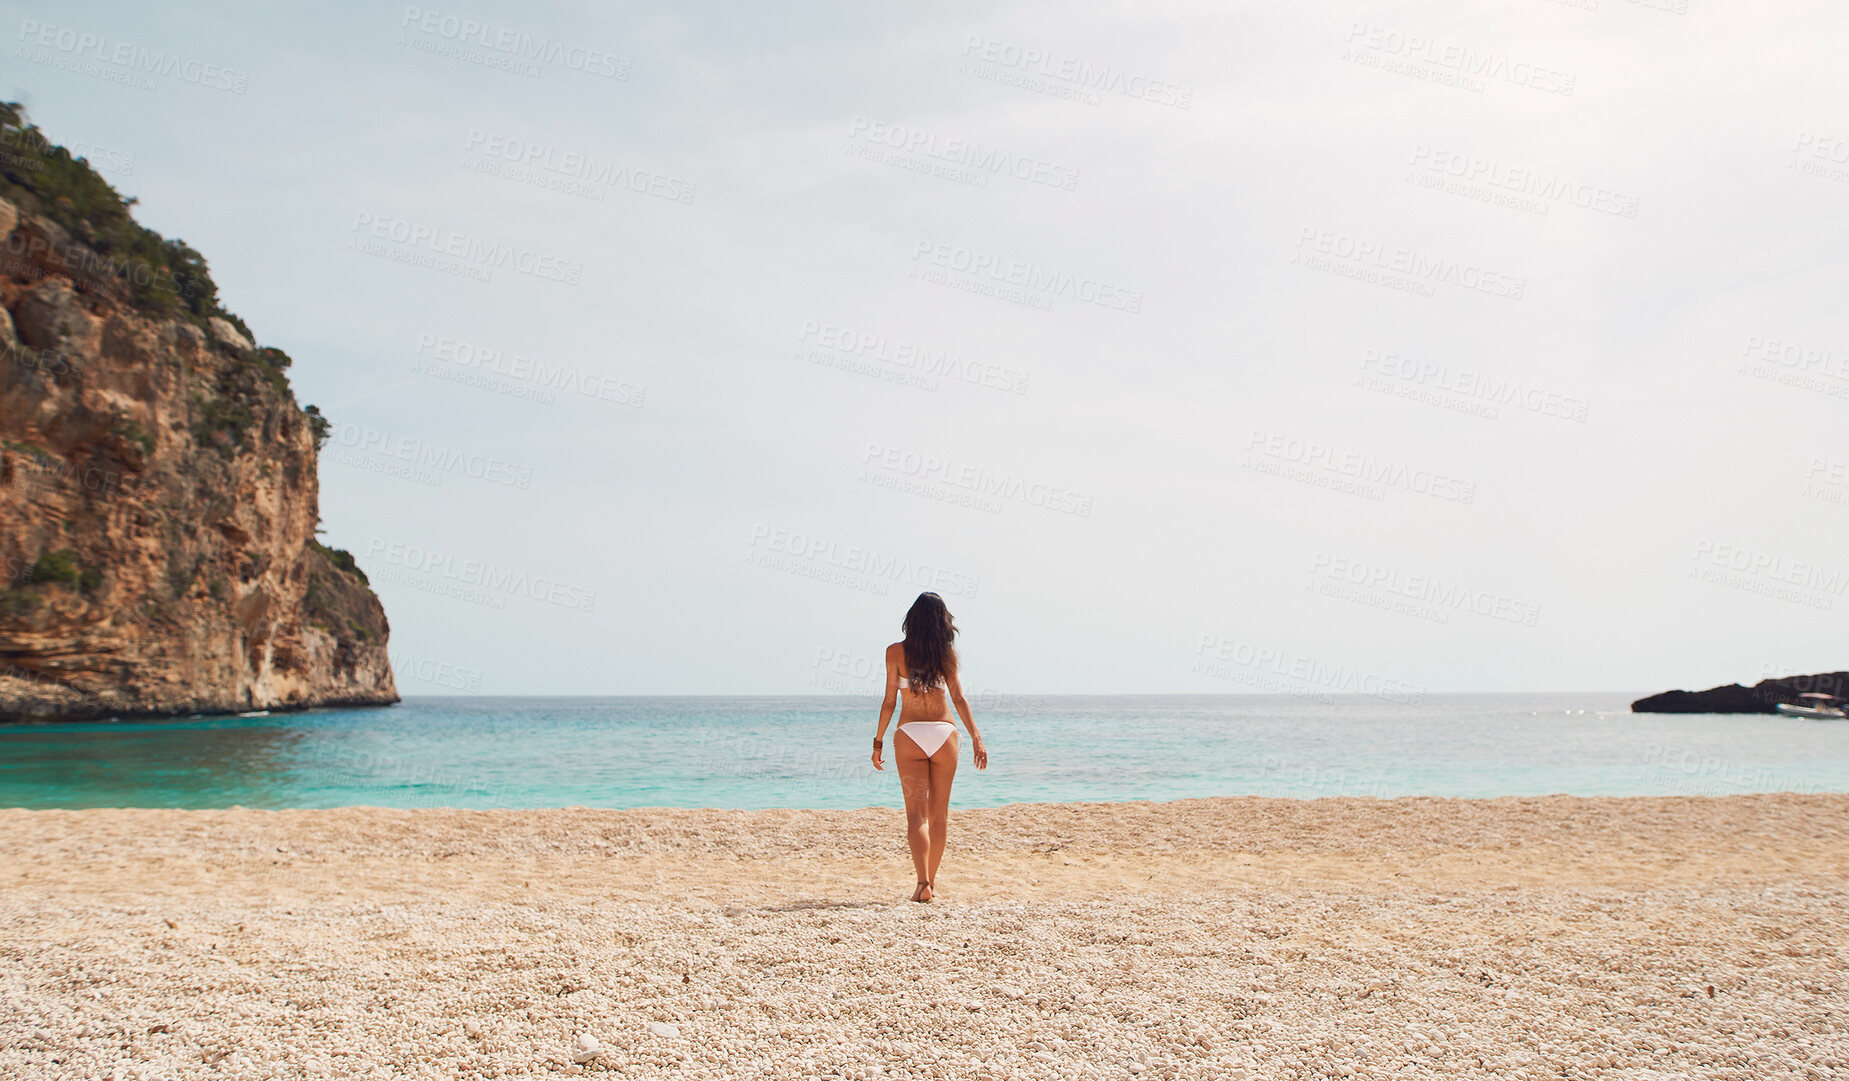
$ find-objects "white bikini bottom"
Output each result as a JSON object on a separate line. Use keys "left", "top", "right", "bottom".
{"left": 897, "top": 721, "right": 957, "bottom": 756}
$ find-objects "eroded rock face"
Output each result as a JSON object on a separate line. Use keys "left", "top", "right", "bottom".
{"left": 14, "top": 277, "right": 101, "bottom": 353}
{"left": 0, "top": 200, "right": 396, "bottom": 721}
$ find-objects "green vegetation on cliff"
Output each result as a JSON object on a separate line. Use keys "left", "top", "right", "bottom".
{"left": 0, "top": 102, "right": 236, "bottom": 328}
{"left": 311, "top": 540, "right": 369, "bottom": 586}
{"left": 1, "top": 104, "right": 339, "bottom": 456}
{"left": 0, "top": 548, "right": 103, "bottom": 619}
{"left": 305, "top": 542, "right": 377, "bottom": 645}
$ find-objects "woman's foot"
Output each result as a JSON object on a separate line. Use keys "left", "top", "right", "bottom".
{"left": 911, "top": 881, "right": 929, "bottom": 903}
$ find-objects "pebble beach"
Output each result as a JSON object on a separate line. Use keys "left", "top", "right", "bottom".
{"left": 3, "top": 794, "right": 1847, "bottom": 1079}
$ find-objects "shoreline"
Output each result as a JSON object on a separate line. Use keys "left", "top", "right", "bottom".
{"left": 6, "top": 784, "right": 1849, "bottom": 813}
{"left": 6, "top": 794, "right": 1846, "bottom": 1078}
{"left": 0, "top": 697, "right": 403, "bottom": 726}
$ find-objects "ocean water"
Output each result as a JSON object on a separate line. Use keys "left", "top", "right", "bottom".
{"left": 2, "top": 694, "right": 1848, "bottom": 810}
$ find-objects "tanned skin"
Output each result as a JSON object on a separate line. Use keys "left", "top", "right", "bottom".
{"left": 872, "top": 641, "right": 988, "bottom": 901}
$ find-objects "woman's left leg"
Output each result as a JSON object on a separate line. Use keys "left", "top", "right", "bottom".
{"left": 923, "top": 732, "right": 958, "bottom": 889}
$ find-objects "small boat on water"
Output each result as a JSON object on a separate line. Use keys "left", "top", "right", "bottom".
{"left": 1774, "top": 693, "right": 1847, "bottom": 720}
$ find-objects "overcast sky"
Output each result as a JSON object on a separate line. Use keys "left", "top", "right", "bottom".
{"left": 6, "top": 0, "right": 1847, "bottom": 696}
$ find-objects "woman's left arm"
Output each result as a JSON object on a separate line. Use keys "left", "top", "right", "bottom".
{"left": 946, "top": 669, "right": 987, "bottom": 770}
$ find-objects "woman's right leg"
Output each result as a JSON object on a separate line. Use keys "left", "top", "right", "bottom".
{"left": 923, "top": 733, "right": 959, "bottom": 889}
{"left": 894, "top": 731, "right": 933, "bottom": 895}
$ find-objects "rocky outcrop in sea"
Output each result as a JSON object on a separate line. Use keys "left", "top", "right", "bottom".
{"left": 1631, "top": 672, "right": 1849, "bottom": 714}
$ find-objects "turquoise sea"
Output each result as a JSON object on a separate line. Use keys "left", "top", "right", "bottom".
{"left": 2, "top": 694, "right": 1847, "bottom": 809}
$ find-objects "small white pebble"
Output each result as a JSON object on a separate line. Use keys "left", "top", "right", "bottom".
{"left": 572, "top": 1033, "right": 599, "bottom": 1064}
{"left": 647, "top": 1021, "right": 681, "bottom": 1039}
{"left": 462, "top": 1021, "right": 482, "bottom": 1040}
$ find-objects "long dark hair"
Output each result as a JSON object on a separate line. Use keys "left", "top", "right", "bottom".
{"left": 901, "top": 592, "right": 957, "bottom": 690}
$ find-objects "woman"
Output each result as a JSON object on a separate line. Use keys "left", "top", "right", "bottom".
{"left": 871, "top": 592, "right": 988, "bottom": 902}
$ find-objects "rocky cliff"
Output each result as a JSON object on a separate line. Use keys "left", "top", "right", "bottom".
{"left": 1631, "top": 672, "right": 1849, "bottom": 714}
{"left": 0, "top": 106, "right": 395, "bottom": 722}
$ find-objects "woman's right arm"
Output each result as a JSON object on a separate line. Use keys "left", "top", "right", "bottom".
{"left": 872, "top": 644, "right": 899, "bottom": 770}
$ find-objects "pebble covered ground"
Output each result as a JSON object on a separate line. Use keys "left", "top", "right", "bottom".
{"left": 2, "top": 794, "right": 1846, "bottom": 1079}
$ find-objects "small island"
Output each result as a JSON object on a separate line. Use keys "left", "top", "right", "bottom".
{"left": 1631, "top": 671, "right": 1849, "bottom": 713}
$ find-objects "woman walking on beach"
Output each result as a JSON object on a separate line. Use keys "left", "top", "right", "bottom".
{"left": 872, "top": 592, "right": 988, "bottom": 902}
